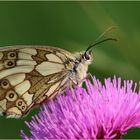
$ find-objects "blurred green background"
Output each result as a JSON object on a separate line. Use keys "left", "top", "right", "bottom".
{"left": 0, "top": 1, "right": 140, "bottom": 139}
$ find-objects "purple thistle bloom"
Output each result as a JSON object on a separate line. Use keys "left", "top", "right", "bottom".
{"left": 21, "top": 76, "right": 140, "bottom": 139}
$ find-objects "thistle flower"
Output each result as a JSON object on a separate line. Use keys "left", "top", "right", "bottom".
{"left": 21, "top": 76, "right": 140, "bottom": 139}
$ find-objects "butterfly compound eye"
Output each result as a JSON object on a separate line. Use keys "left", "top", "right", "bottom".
{"left": 84, "top": 53, "right": 90, "bottom": 60}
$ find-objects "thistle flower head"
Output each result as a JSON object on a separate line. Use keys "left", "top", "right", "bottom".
{"left": 21, "top": 76, "right": 140, "bottom": 139}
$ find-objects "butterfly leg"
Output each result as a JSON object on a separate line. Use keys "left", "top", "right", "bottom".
{"left": 69, "top": 72, "right": 93, "bottom": 87}
{"left": 68, "top": 79, "right": 77, "bottom": 99}
{"left": 69, "top": 77, "right": 79, "bottom": 86}
{"left": 85, "top": 72, "right": 94, "bottom": 83}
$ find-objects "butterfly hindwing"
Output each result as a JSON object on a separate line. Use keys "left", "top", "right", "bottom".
{"left": 0, "top": 46, "right": 73, "bottom": 118}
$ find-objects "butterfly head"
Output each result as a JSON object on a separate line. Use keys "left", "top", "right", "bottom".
{"left": 83, "top": 50, "right": 93, "bottom": 63}
{"left": 78, "top": 50, "right": 93, "bottom": 66}
{"left": 74, "top": 50, "right": 93, "bottom": 66}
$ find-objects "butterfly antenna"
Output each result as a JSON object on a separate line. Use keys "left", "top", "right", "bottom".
{"left": 85, "top": 26, "right": 117, "bottom": 54}
{"left": 94, "top": 26, "right": 117, "bottom": 43}
{"left": 85, "top": 38, "right": 117, "bottom": 53}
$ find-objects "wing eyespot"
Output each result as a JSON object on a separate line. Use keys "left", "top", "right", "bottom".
{"left": 1, "top": 79, "right": 10, "bottom": 89}
{"left": 16, "top": 99, "right": 27, "bottom": 112}
{"left": 18, "top": 101, "right": 22, "bottom": 106}
{"left": 16, "top": 99, "right": 23, "bottom": 107}
{"left": 6, "top": 90, "right": 18, "bottom": 102}
{"left": 21, "top": 105, "right": 26, "bottom": 111}
{"left": 7, "top": 52, "right": 17, "bottom": 59}
{"left": 4, "top": 60, "right": 16, "bottom": 68}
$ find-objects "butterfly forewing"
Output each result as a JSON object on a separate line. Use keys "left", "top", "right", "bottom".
{"left": 0, "top": 46, "right": 74, "bottom": 118}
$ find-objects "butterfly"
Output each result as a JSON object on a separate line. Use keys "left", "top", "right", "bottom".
{"left": 0, "top": 38, "right": 116, "bottom": 119}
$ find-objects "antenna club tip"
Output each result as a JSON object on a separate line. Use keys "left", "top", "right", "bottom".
{"left": 113, "top": 38, "right": 117, "bottom": 41}
{"left": 109, "top": 38, "right": 117, "bottom": 42}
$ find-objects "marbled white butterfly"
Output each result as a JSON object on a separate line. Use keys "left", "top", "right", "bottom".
{"left": 0, "top": 38, "right": 116, "bottom": 118}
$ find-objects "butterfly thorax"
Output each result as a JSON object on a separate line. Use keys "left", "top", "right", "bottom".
{"left": 69, "top": 52, "right": 93, "bottom": 84}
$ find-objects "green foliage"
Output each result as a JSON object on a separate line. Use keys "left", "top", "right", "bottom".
{"left": 0, "top": 1, "right": 139, "bottom": 139}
